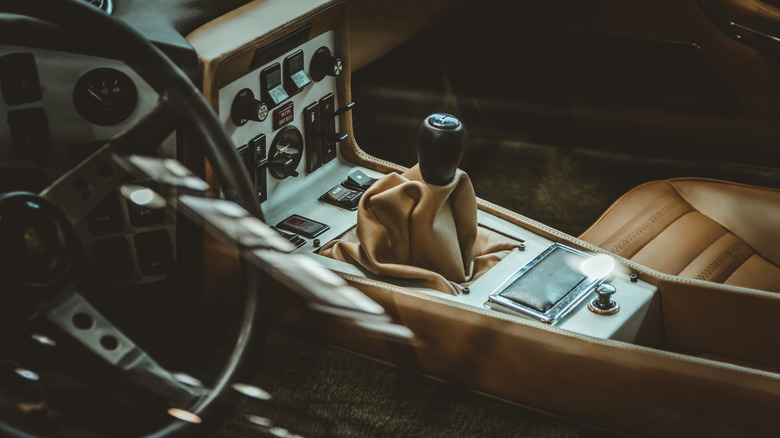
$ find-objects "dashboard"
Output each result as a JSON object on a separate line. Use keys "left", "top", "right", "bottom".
{"left": 0, "top": 45, "right": 179, "bottom": 288}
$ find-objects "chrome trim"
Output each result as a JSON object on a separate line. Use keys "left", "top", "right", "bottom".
{"left": 485, "top": 244, "right": 609, "bottom": 325}
{"left": 729, "top": 21, "right": 780, "bottom": 44}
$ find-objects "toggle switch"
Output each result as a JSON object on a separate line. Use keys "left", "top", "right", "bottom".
{"left": 318, "top": 95, "right": 354, "bottom": 164}
{"left": 283, "top": 49, "right": 311, "bottom": 96}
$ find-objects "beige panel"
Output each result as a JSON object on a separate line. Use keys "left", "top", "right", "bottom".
{"left": 348, "top": 0, "right": 462, "bottom": 71}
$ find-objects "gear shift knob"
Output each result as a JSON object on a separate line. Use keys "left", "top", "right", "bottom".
{"left": 418, "top": 113, "right": 465, "bottom": 185}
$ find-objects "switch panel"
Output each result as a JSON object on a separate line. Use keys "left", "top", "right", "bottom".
{"left": 260, "top": 63, "right": 289, "bottom": 108}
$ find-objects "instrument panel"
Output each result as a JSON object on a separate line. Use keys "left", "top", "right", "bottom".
{"left": 0, "top": 46, "right": 176, "bottom": 287}
{"left": 217, "top": 30, "right": 349, "bottom": 219}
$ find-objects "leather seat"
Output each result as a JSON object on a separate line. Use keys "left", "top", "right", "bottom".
{"left": 579, "top": 178, "right": 780, "bottom": 293}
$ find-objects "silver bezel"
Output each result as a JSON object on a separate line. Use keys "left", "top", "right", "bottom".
{"left": 486, "top": 244, "right": 608, "bottom": 325}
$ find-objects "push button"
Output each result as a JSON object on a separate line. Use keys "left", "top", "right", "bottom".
{"left": 0, "top": 53, "right": 42, "bottom": 105}
{"left": 8, "top": 107, "right": 52, "bottom": 159}
{"left": 320, "top": 184, "right": 363, "bottom": 210}
{"left": 342, "top": 170, "right": 378, "bottom": 192}
{"left": 260, "top": 63, "right": 289, "bottom": 108}
{"left": 127, "top": 182, "right": 165, "bottom": 228}
{"left": 134, "top": 230, "right": 174, "bottom": 276}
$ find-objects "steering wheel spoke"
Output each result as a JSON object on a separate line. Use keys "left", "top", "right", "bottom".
{"left": 39, "top": 283, "right": 203, "bottom": 409}
{"left": 40, "top": 143, "right": 128, "bottom": 229}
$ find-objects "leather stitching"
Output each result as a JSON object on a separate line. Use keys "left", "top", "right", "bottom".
{"left": 741, "top": 0, "right": 780, "bottom": 20}
{"left": 696, "top": 239, "right": 750, "bottom": 281}
{"left": 675, "top": 227, "right": 729, "bottom": 276}
{"left": 608, "top": 198, "right": 684, "bottom": 255}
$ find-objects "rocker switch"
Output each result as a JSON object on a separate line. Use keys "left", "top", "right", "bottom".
{"left": 321, "top": 184, "right": 362, "bottom": 210}
{"left": 260, "top": 63, "right": 289, "bottom": 108}
{"left": 284, "top": 50, "right": 311, "bottom": 96}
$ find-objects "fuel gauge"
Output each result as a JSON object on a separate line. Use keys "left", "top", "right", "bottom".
{"left": 73, "top": 67, "right": 137, "bottom": 126}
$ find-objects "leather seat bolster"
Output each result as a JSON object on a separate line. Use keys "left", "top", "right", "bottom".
{"left": 580, "top": 178, "right": 780, "bottom": 292}
{"left": 670, "top": 179, "right": 780, "bottom": 266}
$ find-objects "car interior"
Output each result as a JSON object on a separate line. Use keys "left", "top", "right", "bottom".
{"left": 2, "top": 0, "right": 780, "bottom": 437}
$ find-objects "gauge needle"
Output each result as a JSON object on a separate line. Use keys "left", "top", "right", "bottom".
{"left": 87, "top": 88, "right": 104, "bottom": 102}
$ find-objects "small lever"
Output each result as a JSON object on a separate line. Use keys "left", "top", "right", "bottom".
{"left": 333, "top": 102, "right": 355, "bottom": 117}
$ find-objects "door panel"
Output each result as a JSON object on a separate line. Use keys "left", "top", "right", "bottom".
{"left": 450, "top": 0, "right": 780, "bottom": 161}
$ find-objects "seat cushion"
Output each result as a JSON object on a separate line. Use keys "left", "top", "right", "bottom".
{"left": 579, "top": 178, "right": 780, "bottom": 292}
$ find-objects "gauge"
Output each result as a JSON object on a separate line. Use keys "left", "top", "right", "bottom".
{"left": 268, "top": 126, "right": 303, "bottom": 179}
{"left": 73, "top": 67, "right": 138, "bottom": 126}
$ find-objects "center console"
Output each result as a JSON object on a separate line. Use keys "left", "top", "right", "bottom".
{"left": 187, "top": 0, "right": 660, "bottom": 346}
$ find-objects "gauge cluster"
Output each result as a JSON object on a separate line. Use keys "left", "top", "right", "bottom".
{"left": 0, "top": 46, "right": 161, "bottom": 180}
{"left": 0, "top": 46, "right": 175, "bottom": 288}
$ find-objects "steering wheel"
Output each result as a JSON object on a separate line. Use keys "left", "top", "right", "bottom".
{"left": 0, "top": 0, "right": 265, "bottom": 436}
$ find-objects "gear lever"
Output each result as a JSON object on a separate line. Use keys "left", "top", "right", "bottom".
{"left": 418, "top": 113, "right": 465, "bottom": 186}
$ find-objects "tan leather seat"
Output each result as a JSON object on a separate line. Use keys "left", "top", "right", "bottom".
{"left": 579, "top": 178, "right": 780, "bottom": 292}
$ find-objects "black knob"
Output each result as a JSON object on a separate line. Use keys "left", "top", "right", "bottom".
{"left": 231, "top": 88, "right": 269, "bottom": 126}
{"left": 417, "top": 113, "right": 465, "bottom": 185}
{"left": 310, "top": 47, "right": 343, "bottom": 82}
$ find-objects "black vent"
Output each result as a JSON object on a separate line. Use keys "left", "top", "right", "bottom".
{"left": 84, "top": 0, "right": 113, "bottom": 14}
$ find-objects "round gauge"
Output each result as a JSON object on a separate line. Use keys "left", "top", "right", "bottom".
{"left": 73, "top": 68, "right": 138, "bottom": 126}
{"left": 268, "top": 126, "right": 303, "bottom": 179}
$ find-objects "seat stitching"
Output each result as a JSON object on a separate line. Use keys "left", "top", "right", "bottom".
{"left": 695, "top": 239, "right": 750, "bottom": 281}
{"left": 675, "top": 227, "right": 729, "bottom": 276}
{"left": 608, "top": 197, "right": 684, "bottom": 255}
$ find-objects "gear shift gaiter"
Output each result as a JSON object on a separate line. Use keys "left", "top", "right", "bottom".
{"left": 320, "top": 114, "right": 518, "bottom": 294}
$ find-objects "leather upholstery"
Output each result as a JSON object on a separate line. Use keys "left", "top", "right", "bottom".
{"left": 320, "top": 165, "right": 518, "bottom": 294}
{"left": 701, "top": 0, "right": 780, "bottom": 40}
{"left": 580, "top": 178, "right": 780, "bottom": 292}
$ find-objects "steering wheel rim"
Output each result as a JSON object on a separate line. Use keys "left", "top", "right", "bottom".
{"left": 0, "top": 1, "right": 266, "bottom": 436}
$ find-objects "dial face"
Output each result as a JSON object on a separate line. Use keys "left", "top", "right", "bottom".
{"left": 269, "top": 126, "right": 303, "bottom": 179}
{"left": 73, "top": 68, "right": 138, "bottom": 126}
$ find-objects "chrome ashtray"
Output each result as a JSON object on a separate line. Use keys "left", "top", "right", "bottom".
{"left": 486, "top": 244, "right": 614, "bottom": 325}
